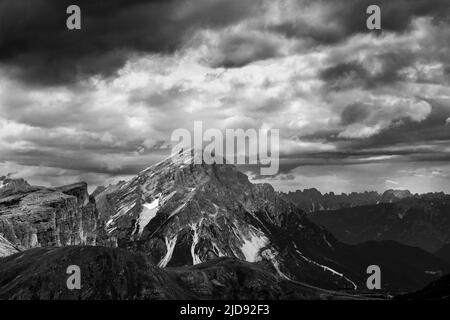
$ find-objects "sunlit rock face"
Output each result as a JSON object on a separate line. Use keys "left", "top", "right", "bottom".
{"left": 0, "top": 234, "right": 17, "bottom": 257}
{"left": 0, "top": 179, "right": 101, "bottom": 252}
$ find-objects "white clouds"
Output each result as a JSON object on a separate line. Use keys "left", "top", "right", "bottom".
{"left": 280, "top": 137, "right": 336, "bottom": 155}
{"left": 336, "top": 97, "right": 431, "bottom": 139}
{"left": 385, "top": 179, "right": 399, "bottom": 185}
{"left": 338, "top": 123, "right": 385, "bottom": 139}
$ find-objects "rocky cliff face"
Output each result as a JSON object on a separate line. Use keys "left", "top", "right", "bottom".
{"left": 0, "top": 180, "right": 102, "bottom": 253}
{"left": 379, "top": 189, "right": 413, "bottom": 203}
{"left": 0, "top": 176, "right": 37, "bottom": 198}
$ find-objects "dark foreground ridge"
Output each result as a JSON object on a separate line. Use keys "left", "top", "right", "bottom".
{"left": 0, "top": 246, "right": 366, "bottom": 300}
{"left": 397, "top": 273, "right": 450, "bottom": 300}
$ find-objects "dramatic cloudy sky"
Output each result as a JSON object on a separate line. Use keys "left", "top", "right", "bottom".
{"left": 0, "top": 0, "right": 449, "bottom": 193}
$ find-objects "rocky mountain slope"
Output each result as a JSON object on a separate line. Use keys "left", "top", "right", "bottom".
{"left": 310, "top": 196, "right": 450, "bottom": 252}
{"left": 93, "top": 149, "right": 448, "bottom": 292}
{"left": 0, "top": 178, "right": 103, "bottom": 252}
{"left": 0, "top": 246, "right": 363, "bottom": 300}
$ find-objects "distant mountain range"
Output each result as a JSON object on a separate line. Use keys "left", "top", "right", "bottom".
{"left": 1, "top": 151, "right": 450, "bottom": 299}
{"left": 309, "top": 195, "right": 450, "bottom": 253}
{"left": 283, "top": 187, "right": 446, "bottom": 213}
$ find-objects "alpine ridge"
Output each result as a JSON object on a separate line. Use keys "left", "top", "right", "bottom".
{"left": 310, "top": 195, "right": 450, "bottom": 252}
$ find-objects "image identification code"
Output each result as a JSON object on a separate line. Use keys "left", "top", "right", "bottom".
{"left": 180, "top": 304, "right": 270, "bottom": 317}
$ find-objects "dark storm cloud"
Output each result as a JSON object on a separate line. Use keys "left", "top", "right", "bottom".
{"left": 208, "top": 34, "right": 282, "bottom": 69}
{"left": 0, "top": 0, "right": 263, "bottom": 85}
{"left": 319, "top": 53, "right": 416, "bottom": 90}
{"left": 349, "top": 99, "right": 450, "bottom": 149}
{"left": 340, "top": 103, "right": 371, "bottom": 125}
{"left": 210, "top": 0, "right": 450, "bottom": 69}
{"left": 319, "top": 62, "right": 368, "bottom": 90}
{"left": 271, "top": 0, "right": 450, "bottom": 46}
{"left": 335, "top": 0, "right": 450, "bottom": 36}
{"left": 3, "top": 0, "right": 449, "bottom": 84}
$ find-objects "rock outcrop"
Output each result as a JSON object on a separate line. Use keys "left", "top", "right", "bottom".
{"left": 0, "top": 180, "right": 102, "bottom": 253}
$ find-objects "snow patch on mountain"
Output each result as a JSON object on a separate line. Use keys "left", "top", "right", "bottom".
{"left": 398, "top": 211, "right": 406, "bottom": 220}
{"left": 211, "top": 242, "right": 225, "bottom": 257}
{"left": 240, "top": 229, "right": 268, "bottom": 262}
{"left": 190, "top": 219, "right": 203, "bottom": 265}
{"left": 323, "top": 235, "right": 333, "bottom": 248}
{"left": 295, "top": 249, "right": 357, "bottom": 290}
{"left": 137, "top": 198, "right": 159, "bottom": 235}
{"left": 107, "top": 202, "right": 136, "bottom": 227}
{"left": 261, "top": 249, "right": 290, "bottom": 280}
{"left": 107, "top": 227, "right": 117, "bottom": 234}
{"left": 158, "top": 235, "right": 178, "bottom": 268}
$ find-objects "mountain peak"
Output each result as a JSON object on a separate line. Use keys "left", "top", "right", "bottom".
{"left": 0, "top": 177, "right": 34, "bottom": 198}
{"left": 380, "top": 189, "right": 412, "bottom": 203}
{"left": 140, "top": 148, "right": 214, "bottom": 174}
